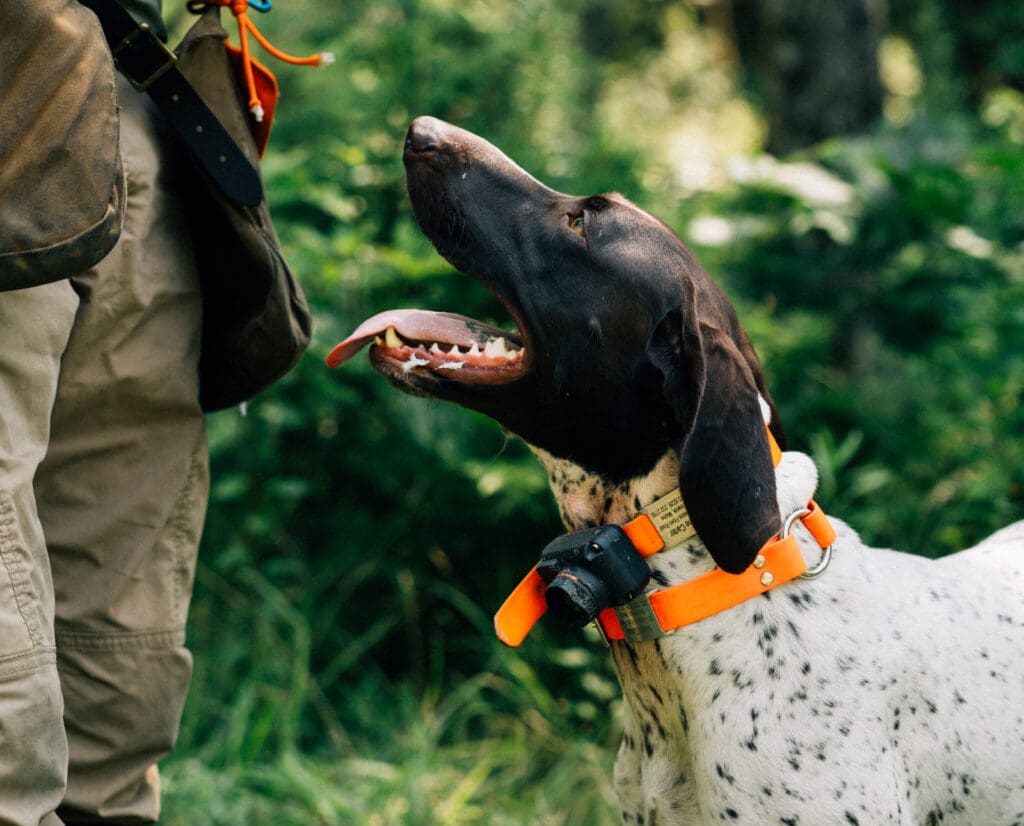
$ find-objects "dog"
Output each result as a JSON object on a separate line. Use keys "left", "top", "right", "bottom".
{"left": 328, "top": 117, "right": 1024, "bottom": 825}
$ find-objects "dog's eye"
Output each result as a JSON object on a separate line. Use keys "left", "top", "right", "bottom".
{"left": 568, "top": 214, "right": 585, "bottom": 236}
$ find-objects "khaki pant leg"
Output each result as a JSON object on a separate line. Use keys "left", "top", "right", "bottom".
{"left": 0, "top": 281, "right": 78, "bottom": 826}
{"left": 33, "top": 77, "right": 209, "bottom": 825}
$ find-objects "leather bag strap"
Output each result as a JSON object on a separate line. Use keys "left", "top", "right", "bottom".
{"left": 80, "top": 0, "right": 263, "bottom": 206}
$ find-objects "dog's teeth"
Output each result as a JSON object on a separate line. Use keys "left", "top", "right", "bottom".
{"left": 430, "top": 343, "right": 443, "bottom": 354}
{"left": 384, "top": 327, "right": 404, "bottom": 349}
{"left": 373, "top": 335, "right": 383, "bottom": 346}
{"left": 449, "top": 345, "right": 462, "bottom": 355}
{"left": 485, "top": 337, "right": 509, "bottom": 358}
{"left": 438, "top": 360, "right": 464, "bottom": 370}
{"left": 401, "top": 355, "right": 429, "bottom": 373}
{"left": 468, "top": 343, "right": 481, "bottom": 356}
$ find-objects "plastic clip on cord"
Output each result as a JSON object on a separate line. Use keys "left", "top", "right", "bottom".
{"left": 187, "top": 0, "right": 334, "bottom": 129}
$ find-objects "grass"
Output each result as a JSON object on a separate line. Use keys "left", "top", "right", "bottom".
{"left": 160, "top": 563, "right": 624, "bottom": 826}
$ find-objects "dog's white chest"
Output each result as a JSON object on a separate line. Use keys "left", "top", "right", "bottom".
{"left": 609, "top": 527, "right": 1024, "bottom": 825}
{"left": 532, "top": 447, "right": 1024, "bottom": 825}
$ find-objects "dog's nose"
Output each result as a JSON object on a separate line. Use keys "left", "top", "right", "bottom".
{"left": 405, "top": 116, "right": 444, "bottom": 155}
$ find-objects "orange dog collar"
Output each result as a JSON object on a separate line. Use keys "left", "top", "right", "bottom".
{"left": 595, "top": 500, "right": 833, "bottom": 643}
{"left": 494, "top": 429, "right": 835, "bottom": 647}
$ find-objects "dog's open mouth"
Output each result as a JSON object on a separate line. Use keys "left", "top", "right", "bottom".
{"left": 328, "top": 116, "right": 535, "bottom": 389}
{"left": 326, "top": 307, "right": 529, "bottom": 386}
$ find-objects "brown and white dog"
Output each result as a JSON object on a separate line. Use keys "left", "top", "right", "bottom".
{"left": 329, "top": 117, "right": 1024, "bottom": 825}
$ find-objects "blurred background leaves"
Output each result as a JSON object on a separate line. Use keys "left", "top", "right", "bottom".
{"left": 159, "top": 1, "right": 1024, "bottom": 823}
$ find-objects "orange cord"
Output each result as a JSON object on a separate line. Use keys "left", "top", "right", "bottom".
{"left": 191, "top": 0, "right": 333, "bottom": 121}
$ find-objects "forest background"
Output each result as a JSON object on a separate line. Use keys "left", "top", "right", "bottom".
{"left": 158, "top": 1, "right": 1024, "bottom": 823}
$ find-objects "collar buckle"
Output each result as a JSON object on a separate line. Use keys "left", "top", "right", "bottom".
{"left": 111, "top": 22, "right": 178, "bottom": 92}
{"left": 613, "top": 591, "right": 672, "bottom": 643}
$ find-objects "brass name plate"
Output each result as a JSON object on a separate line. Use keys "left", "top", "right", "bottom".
{"left": 642, "top": 489, "right": 697, "bottom": 546}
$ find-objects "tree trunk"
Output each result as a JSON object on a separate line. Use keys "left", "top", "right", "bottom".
{"left": 731, "top": 0, "right": 885, "bottom": 155}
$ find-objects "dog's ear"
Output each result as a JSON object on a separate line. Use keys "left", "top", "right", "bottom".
{"left": 647, "top": 301, "right": 781, "bottom": 574}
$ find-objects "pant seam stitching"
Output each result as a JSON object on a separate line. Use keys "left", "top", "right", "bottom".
{"left": 56, "top": 626, "right": 186, "bottom": 651}
{"left": 0, "top": 647, "right": 56, "bottom": 678}
{"left": 0, "top": 492, "right": 44, "bottom": 647}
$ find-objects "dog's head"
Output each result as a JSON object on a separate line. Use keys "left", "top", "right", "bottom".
{"left": 329, "top": 117, "right": 785, "bottom": 573}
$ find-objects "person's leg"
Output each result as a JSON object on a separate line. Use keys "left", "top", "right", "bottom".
{"left": 35, "top": 77, "right": 209, "bottom": 825}
{"left": 0, "top": 279, "right": 79, "bottom": 826}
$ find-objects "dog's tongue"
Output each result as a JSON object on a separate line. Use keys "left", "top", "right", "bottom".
{"left": 326, "top": 309, "right": 493, "bottom": 368}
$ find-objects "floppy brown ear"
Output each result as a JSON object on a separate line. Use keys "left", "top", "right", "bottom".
{"left": 647, "top": 303, "right": 781, "bottom": 574}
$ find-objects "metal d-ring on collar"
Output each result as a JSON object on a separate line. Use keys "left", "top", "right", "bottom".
{"left": 781, "top": 507, "right": 834, "bottom": 579}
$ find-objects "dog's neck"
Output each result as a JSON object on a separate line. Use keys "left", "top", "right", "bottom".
{"left": 529, "top": 445, "right": 822, "bottom": 586}
{"left": 530, "top": 448, "right": 680, "bottom": 533}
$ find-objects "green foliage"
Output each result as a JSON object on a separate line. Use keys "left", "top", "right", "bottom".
{"left": 161, "top": 1, "right": 1023, "bottom": 822}
{"left": 165, "top": 564, "right": 622, "bottom": 825}
{"left": 889, "top": 0, "right": 1024, "bottom": 105}
{"left": 689, "top": 122, "right": 1024, "bottom": 554}
{"left": 165, "top": 2, "right": 645, "bottom": 821}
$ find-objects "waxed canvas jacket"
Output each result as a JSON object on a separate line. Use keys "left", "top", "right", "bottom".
{"left": 0, "top": 0, "right": 125, "bottom": 291}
